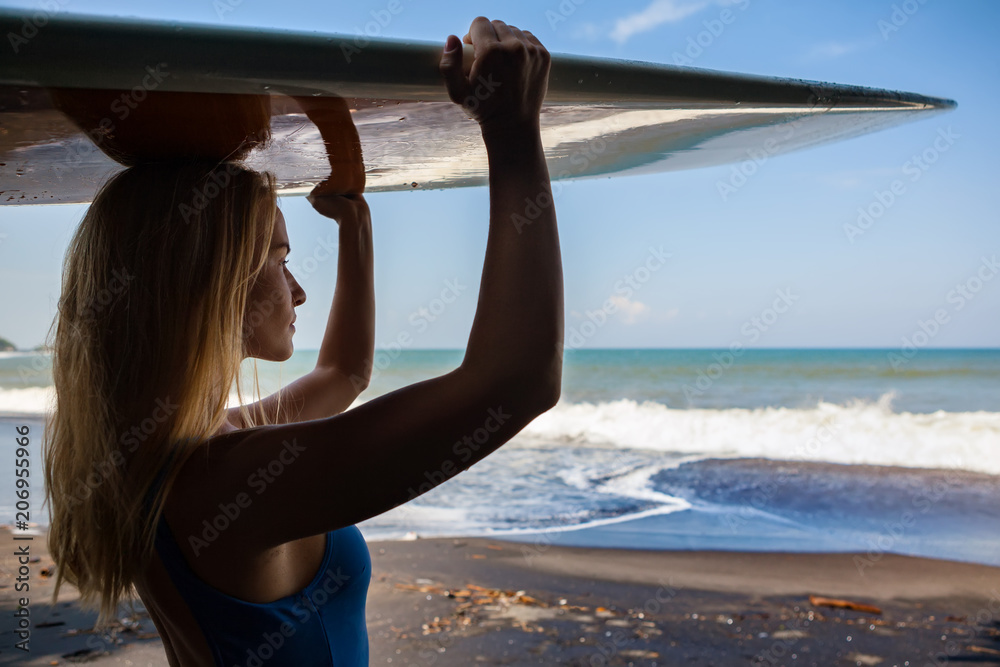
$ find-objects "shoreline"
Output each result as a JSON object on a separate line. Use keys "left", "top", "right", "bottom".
{"left": 7, "top": 451, "right": 1000, "bottom": 568}
{"left": 3, "top": 526, "right": 1000, "bottom": 665}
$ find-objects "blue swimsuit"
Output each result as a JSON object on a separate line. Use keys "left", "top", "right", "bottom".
{"left": 153, "top": 511, "right": 371, "bottom": 666}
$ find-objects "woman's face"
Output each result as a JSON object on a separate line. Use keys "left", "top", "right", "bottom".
{"left": 244, "top": 208, "right": 306, "bottom": 361}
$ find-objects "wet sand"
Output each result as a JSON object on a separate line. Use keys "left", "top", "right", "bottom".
{"left": 2, "top": 525, "right": 1000, "bottom": 665}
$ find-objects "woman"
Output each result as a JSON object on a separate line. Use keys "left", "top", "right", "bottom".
{"left": 42, "top": 17, "right": 561, "bottom": 666}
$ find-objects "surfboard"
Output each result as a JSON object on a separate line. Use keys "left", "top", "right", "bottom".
{"left": 0, "top": 10, "right": 955, "bottom": 205}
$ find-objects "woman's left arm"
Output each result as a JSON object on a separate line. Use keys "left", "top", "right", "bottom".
{"left": 302, "top": 95, "right": 374, "bottom": 409}
{"left": 309, "top": 193, "right": 376, "bottom": 406}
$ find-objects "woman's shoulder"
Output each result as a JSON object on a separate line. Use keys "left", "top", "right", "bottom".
{"left": 166, "top": 426, "right": 262, "bottom": 508}
{"left": 159, "top": 426, "right": 277, "bottom": 559}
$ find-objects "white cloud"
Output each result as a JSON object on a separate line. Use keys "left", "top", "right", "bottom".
{"left": 658, "top": 307, "right": 680, "bottom": 322}
{"left": 806, "top": 41, "right": 860, "bottom": 59}
{"left": 571, "top": 21, "right": 603, "bottom": 41}
{"left": 609, "top": 0, "right": 711, "bottom": 45}
{"left": 804, "top": 36, "right": 879, "bottom": 61}
{"left": 609, "top": 295, "right": 650, "bottom": 325}
{"left": 816, "top": 167, "right": 899, "bottom": 190}
{"left": 818, "top": 174, "right": 863, "bottom": 190}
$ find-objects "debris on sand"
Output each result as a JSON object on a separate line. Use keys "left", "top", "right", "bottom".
{"left": 808, "top": 595, "right": 882, "bottom": 615}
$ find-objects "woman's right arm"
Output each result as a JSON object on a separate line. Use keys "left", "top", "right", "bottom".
{"left": 442, "top": 19, "right": 562, "bottom": 392}
{"left": 172, "top": 18, "right": 562, "bottom": 551}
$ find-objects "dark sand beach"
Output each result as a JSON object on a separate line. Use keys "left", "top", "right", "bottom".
{"left": 2, "top": 524, "right": 1000, "bottom": 666}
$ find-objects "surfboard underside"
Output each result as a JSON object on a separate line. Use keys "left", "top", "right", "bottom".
{"left": 0, "top": 11, "right": 955, "bottom": 205}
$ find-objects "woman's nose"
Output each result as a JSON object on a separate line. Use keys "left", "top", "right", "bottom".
{"left": 291, "top": 276, "right": 306, "bottom": 306}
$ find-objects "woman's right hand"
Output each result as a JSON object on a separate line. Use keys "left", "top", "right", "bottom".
{"left": 439, "top": 17, "right": 550, "bottom": 134}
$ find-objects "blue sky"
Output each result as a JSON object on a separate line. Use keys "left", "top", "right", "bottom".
{"left": 1, "top": 0, "right": 997, "bottom": 350}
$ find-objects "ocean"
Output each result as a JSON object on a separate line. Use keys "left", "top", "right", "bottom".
{"left": 2, "top": 348, "right": 998, "bottom": 565}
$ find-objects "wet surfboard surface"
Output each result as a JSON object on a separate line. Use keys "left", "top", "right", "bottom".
{"left": 0, "top": 10, "right": 955, "bottom": 205}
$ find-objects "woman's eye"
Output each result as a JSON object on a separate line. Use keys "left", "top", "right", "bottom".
{"left": 280, "top": 259, "right": 290, "bottom": 267}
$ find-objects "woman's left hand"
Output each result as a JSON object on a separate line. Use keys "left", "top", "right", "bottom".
{"left": 307, "top": 192, "right": 371, "bottom": 227}
{"left": 291, "top": 94, "right": 366, "bottom": 196}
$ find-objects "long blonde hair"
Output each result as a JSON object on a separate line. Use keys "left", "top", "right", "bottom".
{"left": 42, "top": 160, "right": 280, "bottom": 628}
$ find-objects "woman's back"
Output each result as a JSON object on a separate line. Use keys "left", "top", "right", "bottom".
{"left": 134, "top": 429, "right": 371, "bottom": 666}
